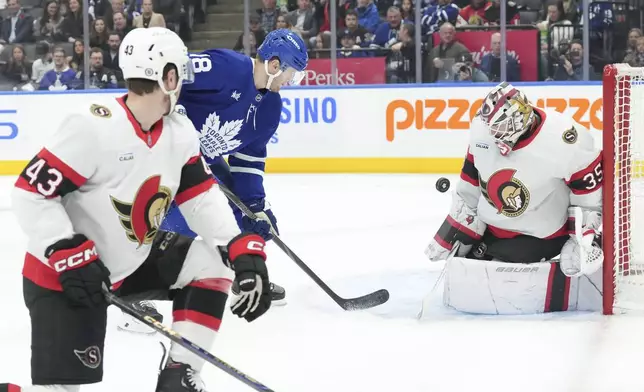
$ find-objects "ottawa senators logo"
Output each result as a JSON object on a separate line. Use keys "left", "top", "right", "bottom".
{"left": 110, "top": 176, "right": 172, "bottom": 246}
{"left": 480, "top": 169, "right": 530, "bottom": 217}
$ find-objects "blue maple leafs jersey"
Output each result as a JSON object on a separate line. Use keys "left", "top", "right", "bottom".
{"left": 160, "top": 49, "right": 282, "bottom": 235}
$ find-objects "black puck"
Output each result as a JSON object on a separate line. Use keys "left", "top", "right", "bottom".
{"left": 436, "top": 177, "right": 451, "bottom": 193}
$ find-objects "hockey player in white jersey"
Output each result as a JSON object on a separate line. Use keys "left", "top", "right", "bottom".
{"left": 0, "top": 27, "right": 272, "bottom": 392}
{"left": 423, "top": 82, "right": 604, "bottom": 315}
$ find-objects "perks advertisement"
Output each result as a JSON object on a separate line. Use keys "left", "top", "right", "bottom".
{"left": 303, "top": 57, "right": 386, "bottom": 85}
{"left": 433, "top": 30, "right": 539, "bottom": 81}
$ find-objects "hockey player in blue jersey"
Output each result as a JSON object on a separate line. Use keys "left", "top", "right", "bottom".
{"left": 117, "top": 29, "right": 308, "bottom": 335}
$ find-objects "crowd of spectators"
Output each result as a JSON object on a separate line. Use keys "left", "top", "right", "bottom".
{"left": 235, "top": 0, "right": 643, "bottom": 83}
{"left": 0, "top": 0, "right": 191, "bottom": 90}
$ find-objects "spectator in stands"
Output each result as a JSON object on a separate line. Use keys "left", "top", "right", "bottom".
{"left": 387, "top": 23, "right": 416, "bottom": 83}
{"left": 31, "top": 40, "right": 53, "bottom": 83}
{"left": 67, "top": 39, "right": 84, "bottom": 71}
{"left": 276, "top": 14, "right": 301, "bottom": 38}
{"left": 400, "top": 0, "right": 414, "bottom": 23}
{"left": 2, "top": 44, "right": 32, "bottom": 88}
{"left": 338, "top": 28, "right": 368, "bottom": 57}
{"left": 459, "top": 0, "right": 489, "bottom": 26}
{"left": 234, "top": 15, "right": 266, "bottom": 52}
{"left": 483, "top": 0, "right": 519, "bottom": 25}
{"left": 624, "top": 37, "right": 644, "bottom": 67}
{"left": 355, "top": 0, "right": 380, "bottom": 34}
{"left": 90, "top": 0, "right": 112, "bottom": 21}
{"left": 153, "top": 0, "right": 182, "bottom": 33}
{"left": 126, "top": 0, "right": 143, "bottom": 20}
{"left": 310, "top": 0, "right": 346, "bottom": 48}
{"left": 372, "top": 6, "right": 402, "bottom": 49}
{"left": 286, "top": 0, "right": 318, "bottom": 43}
{"left": 479, "top": 32, "right": 520, "bottom": 81}
{"left": 238, "top": 32, "right": 259, "bottom": 57}
{"left": 424, "top": 22, "right": 469, "bottom": 82}
{"left": 103, "top": 31, "right": 120, "bottom": 71}
{"left": 343, "top": 9, "right": 368, "bottom": 46}
{"left": 623, "top": 28, "right": 642, "bottom": 62}
{"left": 76, "top": 47, "right": 118, "bottom": 89}
{"left": 90, "top": 17, "right": 109, "bottom": 51}
{"left": 537, "top": 0, "right": 573, "bottom": 49}
{"left": 421, "top": 0, "right": 460, "bottom": 35}
{"left": 0, "top": 0, "right": 34, "bottom": 45}
{"left": 543, "top": 0, "right": 577, "bottom": 24}
{"left": 553, "top": 39, "right": 597, "bottom": 81}
{"left": 104, "top": 0, "right": 125, "bottom": 29}
{"left": 312, "top": 32, "right": 331, "bottom": 58}
{"left": 113, "top": 11, "right": 131, "bottom": 36}
{"left": 35, "top": 0, "right": 65, "bottom": 42}
{"left": 451, "top": 52, "right": 488, "bottom": 82}
{"left": 61, "top": 0, "right": 91, "bottom": 43}
{"left": 39, "top": 47, "right": 76, "bottom": 90}
{"left": 258, "top": 0, "right": 281, "bottom": 34}
{"left": 133, "top": 0, "right": 165, "bottom": 28}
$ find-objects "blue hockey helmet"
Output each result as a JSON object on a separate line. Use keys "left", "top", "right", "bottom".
{"left": 257, "top": 29, "right": 308, "bottom": 88}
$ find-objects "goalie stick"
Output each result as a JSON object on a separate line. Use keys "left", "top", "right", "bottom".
{"left": 103, "top": 288, "right": 275, "bottom": 392}
{"left": 216, "top": 183, "right": 390, "bottom": 311}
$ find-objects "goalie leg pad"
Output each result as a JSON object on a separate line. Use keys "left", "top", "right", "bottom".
{"left": 443, "top": 257, "right": 601, "bottom": 314}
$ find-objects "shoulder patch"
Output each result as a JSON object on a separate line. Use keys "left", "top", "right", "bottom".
{"left": 562, "top": 126, "right": 577, "bottom": 144}
{"left": 90, "top": 104, "right": 112, "bottom": 118}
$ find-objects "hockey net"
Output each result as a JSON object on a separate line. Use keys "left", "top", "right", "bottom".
{"left": 603, "top": 64, "right": 644, "bottom": 314}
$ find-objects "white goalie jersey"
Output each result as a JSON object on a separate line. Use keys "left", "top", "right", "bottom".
{"left": 457, "top": 107, "right": 602, "bottom": 239}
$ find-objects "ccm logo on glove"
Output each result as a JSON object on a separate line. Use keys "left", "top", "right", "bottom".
{"left": 49, "top": 243, "right": 98, "bottom": 272}
{"left": 247, "top": 240, "right": 265, "bottom": 252}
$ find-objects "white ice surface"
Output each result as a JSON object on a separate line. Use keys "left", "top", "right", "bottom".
{"left": 1, "top": 174, "right": 644, "bottom": 392}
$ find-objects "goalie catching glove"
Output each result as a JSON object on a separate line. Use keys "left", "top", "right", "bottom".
{"left": 226, "top": 233, "right": 271, "bottom": 322}
{"left": 560, "top": 207, "right": 603, "bottom": 277}
{"left": 425, "top": 193, "right": 487, "bottom": 261}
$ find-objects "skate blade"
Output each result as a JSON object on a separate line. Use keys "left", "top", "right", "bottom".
{"left": 271, "top": 298, "right": 287, "bottom": 307}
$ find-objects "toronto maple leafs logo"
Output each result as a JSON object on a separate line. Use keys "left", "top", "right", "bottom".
{"left": 199, "top": 111, "right": 244, "bottom": 159}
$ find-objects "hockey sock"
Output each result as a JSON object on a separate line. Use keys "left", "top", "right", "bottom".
{"left": 169, "top": 278, "right": 231, "bottom": 371}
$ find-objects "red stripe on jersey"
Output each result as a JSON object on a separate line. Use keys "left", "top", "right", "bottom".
{"left": 7, "top": 384, "right": 22, "bottom": 392}
{"left": 487, "top": 220, "right": 569, "bottom": 240}
{"left": 173, "top": 309, "right": 222, "bottom": 331}
{"left": 39, "top": 149, "right": 86, "bottom": 186}
{"left": 544, "top": 263, "right": 557, "bottom": 312}
{"left": 174, "top": 177, "right": 216, "bottom": 205}
{"left": 460, "top": 172, "right": 479, "bottom": 187}
{"left": 15, "top": 149, "right": 87, "bottom": 196}
{"left": 446, "top": 215, "right": 482, "bottom": 241}
{"left": 186, "top": 156, "right": 201, "bottom": 165}
{"left": 116, "top": 95, "right": 163, "bottom": 148}
{"left": 566, "top": 153, "right": 603, "bottom": 195}
{"left": 433, "top": 233, "right": 453, "bottom": 251}
{"left": 189, "top": 278, "right": 233, "bottom": 293}
{"left": 23, "top": 252, "right": 62, "bottom": 291}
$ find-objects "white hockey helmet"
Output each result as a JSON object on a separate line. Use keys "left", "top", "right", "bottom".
{"left": 478, "top": 82, "right": 536, "bottom": 154}
{"left": 119, "top": 27, "right": 194, "bottom": 111}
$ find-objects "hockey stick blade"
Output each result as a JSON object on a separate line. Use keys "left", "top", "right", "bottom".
{"left": 217, "top": 184, "right": 390, "bottom": 311}
{"left": 103, "top": 288, "right": 275, "bottom": 392}
{"left": 338, "top": 288, "right": 390, "bottom": 311}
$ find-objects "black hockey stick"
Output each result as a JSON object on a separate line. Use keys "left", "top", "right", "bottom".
{"left": 103, "top": 288, "right": 275, "bottom": 392}
{"left": 217, "top": 184, "right": 390, "bottom": 311}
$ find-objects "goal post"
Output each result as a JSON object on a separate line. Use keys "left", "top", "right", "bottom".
{"left": 602, "top": 64, "right": 644, "bottom": 315}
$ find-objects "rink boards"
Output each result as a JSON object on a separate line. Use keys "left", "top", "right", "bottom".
{"left": 0, "top": 82, "right": 605, "bottom": 175}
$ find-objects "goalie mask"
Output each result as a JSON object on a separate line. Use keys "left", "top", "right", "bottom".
{"left": 478, "top": 82, "right": 536, "bottom": 156}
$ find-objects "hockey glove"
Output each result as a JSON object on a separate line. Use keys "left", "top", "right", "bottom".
{"left": 227, "top": 233, "right": 271, "bottom": 322}
{"left": 560, "top": 207, "right": 603, "bottom": 277}
{"left": 241, "top": 199, "right": 279, "bottom": 241}
{"left": 46, "top": 234, "right": 111, "bottom": 308}
{"left": 425, "top": 193, "right": 486, "bottom": 261}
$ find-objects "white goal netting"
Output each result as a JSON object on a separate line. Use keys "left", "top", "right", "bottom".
{"left": 608, "top": 64, "right": 644, "bottom": 313}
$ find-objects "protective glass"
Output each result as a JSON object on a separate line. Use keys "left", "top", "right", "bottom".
{"left": 180, "top": 56, "right": 196, "bottom": 84}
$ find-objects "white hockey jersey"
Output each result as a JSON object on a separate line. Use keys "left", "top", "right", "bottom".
{"left": 12, "top": 96, "right": 240, "bottom": 291}
{"left": 456, "top": 107, "right": 602, "bottom": 239}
